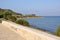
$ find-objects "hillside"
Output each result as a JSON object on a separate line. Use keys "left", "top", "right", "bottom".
{"left": 0, "top": 8, "right": 23, "bottom": 18}
{"left": 0, "top": 8, "right": 41, "bottom": 18}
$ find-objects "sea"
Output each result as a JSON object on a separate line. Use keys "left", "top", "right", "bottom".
{"left": 25, "top": 16, "right": 60, "bottom": 33}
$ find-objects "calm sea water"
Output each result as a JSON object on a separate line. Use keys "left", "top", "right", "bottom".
{"left": 25, "top": 16, "right": 60, "bottom": 33}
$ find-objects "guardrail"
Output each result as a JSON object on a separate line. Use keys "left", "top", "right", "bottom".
{"left": 2, "top": 20, "right": 60, "bottom": 40}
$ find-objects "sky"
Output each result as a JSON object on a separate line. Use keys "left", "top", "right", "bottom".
{"left": 0, "top": 0, "right": 60, "bottom": 16}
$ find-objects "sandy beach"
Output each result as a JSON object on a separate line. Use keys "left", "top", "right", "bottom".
{"left": 0, "top": 23, "right": 25, "bottom": 40}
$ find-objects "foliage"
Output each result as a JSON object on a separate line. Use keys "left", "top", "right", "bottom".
{"left": 7, "top": 16, "right": 17, "bottom": 22}
{"left": 0, "top": 8, "right": 23, "bottom": 18}
{"left": 0, "top": 19, "right": 2, "bottom": 23}
{"left": 55, "top": 26, "right": 60, "bottom": 36}
{"left": 15, "top": 19, "right": 29, "bottom": 26}
{"left": 0, "top": 8, "right": 30, "bottom": 26}
{"left": 3, "top": 12, "right": 12, "bottom": 19}
{"left": 25, "top": 14, "right": 36, "bottom": 17}
{"left": 0, "top": 14, "right": 3, "bottom": 18}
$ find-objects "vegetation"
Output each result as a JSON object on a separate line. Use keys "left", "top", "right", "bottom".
{"left": 0, "top": 8, "right": 40, "bottom": 18}
{"left": 0, "top": 14, "right": 3, "bottom": 18}
{"left": 0, "top": 8, "right": 30, "bottom": 26}
{"left": 3, "top": 12, "right": 12, "bottom": 20}
{"left": 0, "top": 8, "right": 22, "bottom": 18}
{"left": 15, "top": 19, "right": 29, "bottom": 26}
{"left": 25, "top": 14, "right": 36, "bottom": 17}
{"left": 7, "top": 16, "right": 17, "bottom": 22}
{"left": 24, "top": 14, "right": 41, "bottom": 18}
{"left": 0, "top": 8, "right": 40, "bottom": 26}
{"left": 55, "top": 26, "right": 60, "bottom": 36}
{"left": 0, "top": 18, "right": 2, "bottom": 23}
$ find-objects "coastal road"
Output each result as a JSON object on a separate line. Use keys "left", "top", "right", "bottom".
{"left": 0, "top": 23, "right": 25, "bottom": 40}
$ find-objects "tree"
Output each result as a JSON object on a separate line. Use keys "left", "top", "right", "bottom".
{"left": 55, "top": 26, "right": 60, "bottom": 36}
{"left": 15, "top": 19, "right": 29, "bottom": 26}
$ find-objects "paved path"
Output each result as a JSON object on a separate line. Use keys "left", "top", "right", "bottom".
{"left": 0, "top": 24, "right": 25, "bottom": 40}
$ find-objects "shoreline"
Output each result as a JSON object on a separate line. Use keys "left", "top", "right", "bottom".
{"left": 22, "top": 16, "right": 42, "bottom": 18}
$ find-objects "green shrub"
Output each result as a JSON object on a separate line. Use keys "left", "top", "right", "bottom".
{"left": 55, "top": 26, "right": 60, "bottom": 36}
{"left": 0, "top": 19, "right": 2, "bottom": 23}
{"left": 3, "top": 12, "right": 12, "bottom": 20}
{"left": 7, "top": 16, "right": 17, "bottom": 22}
{"left": 0, "top": 14, "right": 3, "bottom": 18}
{"left": 15, "top": 19, "right": 29, "bottom": 26}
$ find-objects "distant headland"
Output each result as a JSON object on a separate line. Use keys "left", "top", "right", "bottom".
{"left": 0, "top": 8, "right": 41, "bottom": 18}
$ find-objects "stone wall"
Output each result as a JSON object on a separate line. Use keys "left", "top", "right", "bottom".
{"left": 2, "top": 21, "right": 60, "bottom": 40}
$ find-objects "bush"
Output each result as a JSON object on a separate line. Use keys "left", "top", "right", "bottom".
{"left": 0, "top": 14, "right": 3, "bottom": 18}
{"left": 3, "top": 12, "right": 12, "bottom": 20}
{"left": 55, "top": 26, "right": 60, "bottom": 36}
{"left": 15, "top": 19, "right": 29, "bottom": 26}
{"left": 0, "top": 19, "right": 2, "bottom": 23}
{"left": 7, "top": 16, "right": 17, "bottom": 22}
